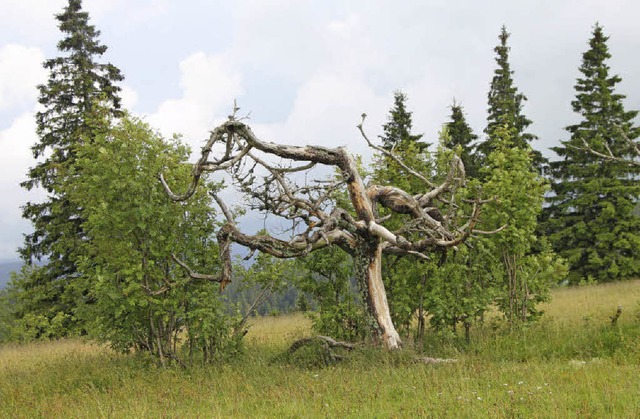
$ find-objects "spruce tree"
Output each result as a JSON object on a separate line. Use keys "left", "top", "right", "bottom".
{"left": 379, "top": 90, "right": 427, "bottom": 152}
{"left": 374, "top": 90, "right": 430, "bottom": 196}
{"left": 544, "top": 24, "right": 640, "bottom": 283}
{"left": 444, "top": 103, "right": 480, "bottom": 179}
{"left": 17, "top": 0, "right": 124, "bottom": 337}
{"left": 479, "top": 26, "right": 543, "bottom": 174}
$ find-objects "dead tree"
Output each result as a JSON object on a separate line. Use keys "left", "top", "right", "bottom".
{"left": 161, "top": 116, "right": 490, "bottom": 350}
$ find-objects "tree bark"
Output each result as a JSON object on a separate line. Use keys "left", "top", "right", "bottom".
{"left": 354, "top": 237, "right": 402, "bottom": 349}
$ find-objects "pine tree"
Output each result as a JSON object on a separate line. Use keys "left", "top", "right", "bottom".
{"left": 444, "top": 103, "right": 480, "bottom": 179}
{"left": 17, "top": 0, "right": 124, "bottom": 337}
{"left": 379, "top": 90, "right": 427, "bottom": 152}
{"left": 374, "top": 90, "right": 430, "bottom": 195}
{"left": 479, "top": 26, "right": 543, "bottom": 174}
{"left": 544, "top": 24, "right": 640, "bottom": 283}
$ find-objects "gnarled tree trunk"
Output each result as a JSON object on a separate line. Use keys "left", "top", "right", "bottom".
{"left": 354, "top": 236, "right": 402, "bottom": 349}
{"left": 161, "top": 119, "right": 490, "bottom": 351}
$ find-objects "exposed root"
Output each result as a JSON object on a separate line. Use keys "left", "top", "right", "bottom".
{"left": 415, "top": 356, "right": 458, "bottom": 365}
{"left": 289, "top": 335, "right": 356, "bottom": 353}
{"left": 288, "top": 335, "right": 357, "bottom": 364}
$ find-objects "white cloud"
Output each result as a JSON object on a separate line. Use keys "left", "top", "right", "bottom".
{"left": 0, "top": 112, "right": 42, "bottom": 260}
{"left": 85, "top": 0, "right": 170, "bottom": 23}
{"left": 0, "top": 45, "right": 46, "bottom": 111}
{"left": 257, "top": 70, "right": 389, "bottom": 167}
{"left": 0, "top": 0, "right": 64, "bottom": 41}
{"left": 147, "top": 52, "right": 243, "bottom": 144}
{"left": 231, "top": 0, "right": 330, "bottom": 82}
{"left": 120, "top": 84, "right": 139, "bottom": 110}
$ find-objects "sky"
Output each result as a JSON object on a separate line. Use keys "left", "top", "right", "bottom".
{"left": 1, "top": 0, "right": 639, "bottom": 262}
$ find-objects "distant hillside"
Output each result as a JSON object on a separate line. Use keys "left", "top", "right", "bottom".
{"left": 0, "top": 261, "right": 22, "bottom": 289}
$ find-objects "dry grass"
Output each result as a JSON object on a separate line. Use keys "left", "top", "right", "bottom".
{"left": 542, "top": 279, "right": 640, "bottom": 323}
{"left": 1, "top": 281, "right": 639, "bottom": 418}
{"left": 245, "top": 313, "right": 312, "bottom": 349}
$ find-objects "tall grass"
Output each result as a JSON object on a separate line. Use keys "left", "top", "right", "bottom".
{"left": 1, "top": 280, "right": 639, "bottom": 418}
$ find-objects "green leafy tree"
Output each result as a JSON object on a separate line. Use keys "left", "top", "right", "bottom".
{"left": 17, "top": 0, "right": 124, "bottom": 337}
{"left": 419, "top": 131, "right": 498, "bottom": 342}
{"left": 423, "top": 241, "right": 499, "bottom": 343}
{"left": 66, "top": 115, "right": 240, "bottom": 366}
{"left": 444, "top": 103, "right": 480, "bottom": 179}
{"left": 479, "top": 26, "right": 543, "bottom": 174}
{"left": 294, "top": 247, "right": 368, "bottom": 342}
{"left": 544, "top": 24, "right": 640, "bottom": 283}
{"left": 482, "top": 125, "right": 565, "bottom": 323}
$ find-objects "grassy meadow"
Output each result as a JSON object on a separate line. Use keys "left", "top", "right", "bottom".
{"left": 1, "top": 280, "right": 639, "bottom": 418}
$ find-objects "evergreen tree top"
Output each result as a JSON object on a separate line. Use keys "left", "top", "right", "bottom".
{"left": 552, "top": 23, "right": 639, "bottom": 165}
{"left": 445, "top": 103, "right": 480, "bottom": 179}
{"left": 446, "top": 104, "right": 478, "bottom": 149}
{"left": 379, "top": 90, "right": 427, "bottom": 151}
{"left": 32, "top": 0, "right": 124, "bottom": 160}
{"left": 478, "top": 26, "right": 544, "bottom": 176}
{"left": 484, "top": 26, "right": 535, "bottom": 146}
{"left": 54, "top": 0, "right": 107, "bottom": 55}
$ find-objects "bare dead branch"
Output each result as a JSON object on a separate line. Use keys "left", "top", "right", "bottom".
{"left": 357, "top": 114, "right": 437, "bottom": 188}
{"left": 472, "top": 225, "right": 508, "bottom": 235}
{"left": 569, "top": 126, "right": 640, "bottom": 167}
{"left": 211, "top": 192, "right": 234, "bottom": 224}
{"left": 289, "top": 335, "right": 357, "bottom": 352}
{"left": 172, "top": 254, "right": 224, "bottom": 282}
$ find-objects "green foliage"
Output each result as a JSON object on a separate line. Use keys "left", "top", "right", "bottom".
{"left": 64, "top": 114, "right": 240, "bottom": 365}
{"left": 544, "top": 24, "right": 640, "bottom": 284}
{"left": 412, "top": 135, "right": 497, "bottom": 340}
{"left": 7, "top": 264, "right": 87, "bottom": 341}
{"left": 482, "top": 125, "right": 566, "bottom": 323}
{"left": 294, "top": 247, "right": 368, "bottom": 342}
{"left": 17, "top": 0, "right": 125, "bottom": 337}
{"left": 242, "top": 249, "right": 292, "bottom": 292}
{"left": 424, "top": 241, "right": 499, "bottom": 340}
{"left": 373, "top": 92, "right": 431, "bottom": 196}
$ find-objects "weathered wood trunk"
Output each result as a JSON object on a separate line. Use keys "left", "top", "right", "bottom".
{"left": 354, "top": 236, "right": 402, "bottom": 350}
{"left": 163, "top": 121, "right": 484, "bottom": 352}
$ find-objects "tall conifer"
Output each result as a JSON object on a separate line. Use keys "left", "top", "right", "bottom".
{"left": 544, "top": 24, "right": 640, "bottom": 283}
{"left": 17, "top": 0, "right": 124, "bottom": 336}
{"left": 479, "top": 26, "right": 543, "bottom": 174}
